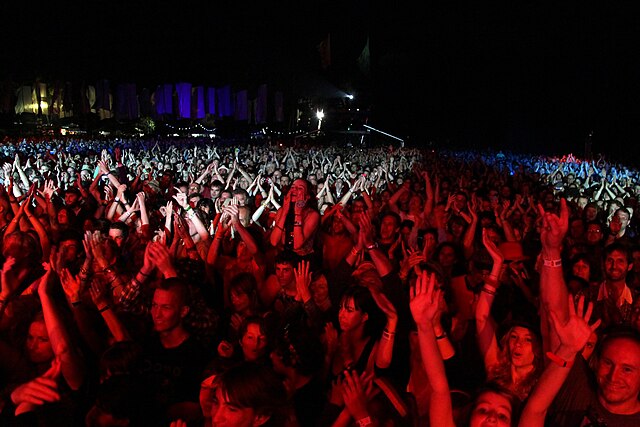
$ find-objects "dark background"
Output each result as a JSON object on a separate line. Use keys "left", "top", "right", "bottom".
{"left": 1, "top": 2, "right": 640, "bottom": 163}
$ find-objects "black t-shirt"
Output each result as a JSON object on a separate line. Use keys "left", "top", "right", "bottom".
{"left": 140, "top": 335, "right": 210, "bottom": 410}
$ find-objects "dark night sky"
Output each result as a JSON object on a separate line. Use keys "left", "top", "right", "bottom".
{"left": 2, "top": 2, "right": 640, "bottom": 162}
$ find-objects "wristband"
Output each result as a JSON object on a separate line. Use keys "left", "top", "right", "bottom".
{"left": 71, "top": 300, "right": 82, "bottom": 307}
{"left": 98, "top": 305, "right": 111, "bottom": 313}
{"left": 546, "top": 351, "right": 574, "bottom": 368}
{"left": 481, "top": 286, "right": 496, "bottom": 296}
{"left": 114, "top": 197, "right": 120, "bottom": 203}
{"left": 542, "top": 259, "right": 562, "bottom": 268}
{"left": 365, "top": 242, "right": 378, "bottom": 251}
{"left": 356, "top": 416, "right": 372, "bottom": 427}
{"left": 294, "top": 222, "right": 302, "bottom": 227}
{"left": 435, "top": 333, "right": 448, "bottom": 340}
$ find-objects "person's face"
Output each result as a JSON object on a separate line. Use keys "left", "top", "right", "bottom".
{"left": 595, "top": 338, "right": 640, "bottom": 409}
{"left": 65, "top": 192, "right": 79, "bottom": 206}
{"left": 379, "top": 216, "right": 399, "bottom": 241}
{"left": 210, "top": 186, "right": 222, "bottom": 199}
{"left": 234, "top": 193, "right": 247, "bottom": 207}
{"left": 331, "top": 216, "right": 345, "bottom": 234}
{"left": 409, "top": 195, "right": 423, "bottom": 211}
{"left": 275, "top": 263, "right": 295, "bottom": 288}
{"left": 587, "top": 224, "right": 604, "bottom": 243}
{"left": 289, "top": 179, "right": 308, "bottom": 203}
{"left": 507, "top": 326, "right": 535, "bottom": 368}
{"left": 59, "top": 239, "right": 81, "bottom": 265}
{"left": 26, "top": 320, "right": 54, "bottom": 364}
{"left": 572, "top": 259, "right": 591, "bottom": 281}
{"left": 108, "top": 228, "right": 125, "bottom": 248}
{"left": 453, "top": 194, "right": 467, "bottom": 211}
{"left": 570, "top": 219, "right": 585, "bottom": 238}
{"left": 469, "top": 391, "right": 512, "bottom": 427}
{"left": 151, "top": 288, "right": 186, "bottom": 334}
{"left": 238, "top": 177, "right": 249, "bottom": 190}
{"left": 616, "top": 211, "right": 630, "bottom": 230}
{"left": 338, "top": 297, "right": 368, "bottom": 332}
{"left": 211, "top": 387, "right": 266, "bottom": 427}
{"left": 240, "top": 323, "right": 267, "bottom": 362}
{"left": 578, "top": 197, "right": 589, "bottom": 209}
{"left": 280, "top": 176, "right": 290, "bottom": 187}
{"left": 581, "top": 331, "right": 598, "bottom": 360}
{"left": 230, "top": 288, "right": 251, "bottom": 314}
{"left": 585, "top": 206, "right": 598, "bottom": 221}
{"left": 450, "top": 220, "right": 464, "bottom": 237}
{"left": 438, "top": 245, "right": 457, "bottom": 267}
{"left": 58, "top": 208, "right": 69, "bottom": 225}
{"left": 604, "top": 249, "right": 631, "bottom": 282}
{"left": 188, "top": 183, "right": 201, "bottom": 195}
{"left": 310, "top": 276, "right": 329, "bottom": 304}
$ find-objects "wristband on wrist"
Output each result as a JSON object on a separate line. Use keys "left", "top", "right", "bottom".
{"left": 98, "top": 305, "right": 111, "bottom": 313}
{"left": 435, "top": 332, "right": 448, "bottom": 340}
{"left": 546, "top": 351, "right": 574, "bottom": 368}
{"left": 356, "top": 416, "right": 372, "bottom": 427}
{"left": 481, "top": 285, "right": 496, "bottom": 296}
{"left": 542, "top": 258, "right": 562, "bottom": 268}
{"left": 365, "top": 242, "right": 378, "bottom": 251}
{"left": 71, "top": 300, "right": 82, "bottom": 307}
{"left": 114, "top": 197, "right": 120, "bottom": 203}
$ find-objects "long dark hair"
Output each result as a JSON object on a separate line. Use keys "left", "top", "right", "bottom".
{"left": 339, "top": 285, "right": 386, "bottom": 340}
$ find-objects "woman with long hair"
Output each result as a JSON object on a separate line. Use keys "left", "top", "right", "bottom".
{"left": 411, "top": 270, "right": 522, "bottom": 426}
{"left": 324, "top": 285, "right": 397, "bottom": 381}
{"left": 475, "top": 229, "right": 543, "bottom": 401}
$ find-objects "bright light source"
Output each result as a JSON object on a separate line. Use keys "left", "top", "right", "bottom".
{"left": 346, "top": 94, "right": 354, "bottom": 100}
{"left": 316, "top": 109, "right": 324, "bottom": 130}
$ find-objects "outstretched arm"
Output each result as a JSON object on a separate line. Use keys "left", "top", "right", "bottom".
{"left": 518, "top": 296, "right": 600, "bottom": 427}
{"left": 38, "top": 259, "right": 86, "bottom": 390}
{"left": 410, "top": 271, "right": 456, "bottom": 427}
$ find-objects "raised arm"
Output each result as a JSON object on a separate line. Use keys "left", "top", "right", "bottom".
{"left": 38, "top": 259, "right": 86, "bottom": 390}
{"left": 475, "top": 228, "right": 504, "bottom": 370}
{"left": 518, "top": 295, "right": 600, "bottom": 427}
{"left": 410, "top": 271, "right": 456, "bottom": 427}
{"left": 536, "top": 198, "right": 570, "bottom": 354}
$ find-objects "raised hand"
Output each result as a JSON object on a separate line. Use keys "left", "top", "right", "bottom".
{"left": 537, "top": 198, "right": 569, "bottom": 254}
{"left": 481, "top": 228, "right": 504, "bottom": 265}
{"left": 59, "top": 268, "right": 82, "bottom": 305}
{"left": 294, "top": 260, "right": 312, "bottom": 303}
{"left": 0, "top": 256, "right": 18, "bottom": 300}
{"left": 410, "top": 271, "right": 442, "bottom": 328}
{"left": 549, "top": 295, "right": 601, "bottom": 354}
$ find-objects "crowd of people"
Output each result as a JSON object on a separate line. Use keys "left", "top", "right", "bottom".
{"left": 0, "top": 134, "right": 639, "bottom": 426}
